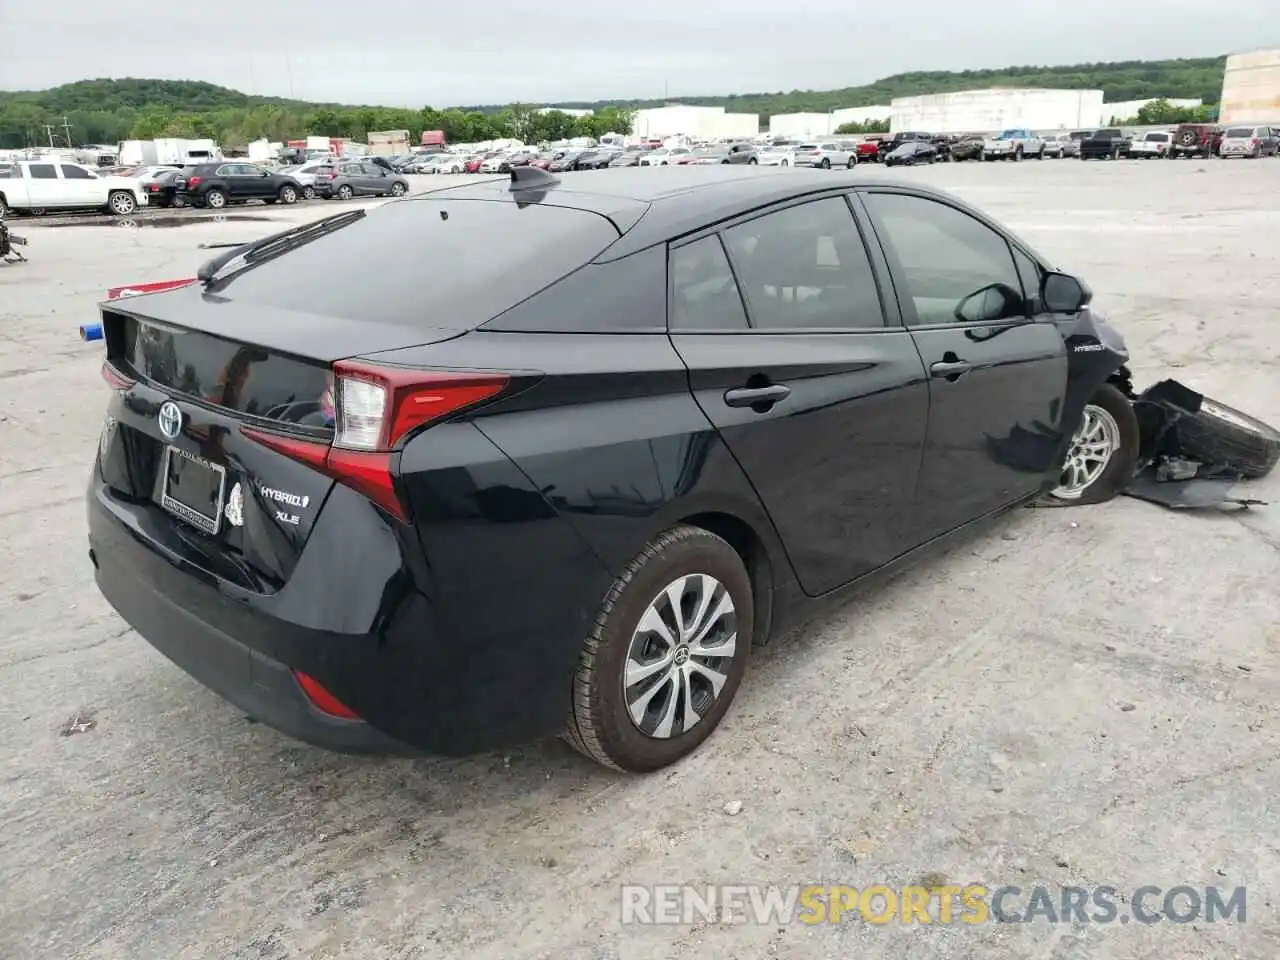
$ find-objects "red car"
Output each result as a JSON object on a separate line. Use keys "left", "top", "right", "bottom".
{"left": 854, "top": 140, "right": 883, "bottom": 163}
{"left": 463, "top": 156, "right": 485, "bottom": 174}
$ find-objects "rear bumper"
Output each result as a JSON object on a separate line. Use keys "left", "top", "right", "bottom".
{"left": 88, "top": 482, "right": 414, "bottom": 754}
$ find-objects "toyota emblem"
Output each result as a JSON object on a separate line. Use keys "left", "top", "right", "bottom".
{"left": 157, "top": 401, "right": 183, "bottom": 440}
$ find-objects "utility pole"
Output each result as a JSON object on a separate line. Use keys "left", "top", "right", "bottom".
{"left": 44, "top": 125, "right": 57, "bottom": 148}
{"left": 60, "top": 117, "right": 74, "bottom": 148}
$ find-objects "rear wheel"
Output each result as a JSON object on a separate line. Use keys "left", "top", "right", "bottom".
{"left": 820, "top": 157, "right": 831, "bottom": 169}
{"left": 1048, "top": 384, "right": 1139, "bottom": 504}
{"left": 564, "top": 525, "right": 753, "bottom": 772}
{"left": 277, "top": 184, "right": 298, "bottom": 204}
{"left": 204, "top": 189, "right": 227, "bottom": 209}
{"left": 336, "top": 184, "right": 354, "bottom": 200}
{"left": 846, "top": 155, "right": 855, "bottom": 168}
{"left": 303, "top": 185, "right": 316, "bottom": 200}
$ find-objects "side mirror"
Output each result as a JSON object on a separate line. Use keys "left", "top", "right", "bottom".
{"left": 1042, "top": 271, "right": 1092, "bottom": 313}
{"left": 955, "top": 282, "right": 1024, "bottom": 324}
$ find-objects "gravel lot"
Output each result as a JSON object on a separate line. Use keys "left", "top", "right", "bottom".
{"left": 2, "top": 160, "right": 1278, "bottom": 960}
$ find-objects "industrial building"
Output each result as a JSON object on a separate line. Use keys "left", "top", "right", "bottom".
{"left": 1101, "top": 98, "right": 1202, "bottom": 122}
{"left": 768, "top": 105, "right": 890, "bottom": 138}
{"left": 889, "top": 88, "right": 1105, "bottom": 134}
{"left": 1220, "top": 49, "right": 1280, "bottom": 124}
{"left": 631, "top": 104, "right": 759, "bottom": 140}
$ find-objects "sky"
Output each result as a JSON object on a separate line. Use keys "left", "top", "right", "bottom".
{"left": 1, "top": 0, "right": 1276, "bottom": 106}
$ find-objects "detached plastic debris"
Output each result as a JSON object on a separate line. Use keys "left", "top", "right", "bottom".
{"left": 1124, "top": 379, "right": 1277, "bottom": 510}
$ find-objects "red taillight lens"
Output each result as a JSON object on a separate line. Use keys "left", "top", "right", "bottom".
{"left": 241, "top": 365, "right": 510, "bottom": 523}
{"left": 293, "top": 671, "right": 361, "bottom": 719}
{"left": 148, "top": 183, "right": 159, "bottom": 192}
{"left": 186, "top": 176, "right": 201, "bottom": 189}
{"left": 1252, "top": 138, "right": 1261, "bottom": 147}
{"left": 101, "top": 360, "right": 134, "bottom": 390}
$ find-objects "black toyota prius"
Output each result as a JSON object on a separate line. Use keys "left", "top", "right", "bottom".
{"left": 88, "top": 165, "right": 1135, "bottom": 772}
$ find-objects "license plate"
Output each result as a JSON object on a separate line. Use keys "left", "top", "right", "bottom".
{"left": 160, "top": 445, "right": 227, "bottom": 534}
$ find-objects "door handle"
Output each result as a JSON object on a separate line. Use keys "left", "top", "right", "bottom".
{"left": 929, "top": 359, "right": 972, "bottom": 380}
{"left": 724, "top": 384, "right": 791, "bottom": 408}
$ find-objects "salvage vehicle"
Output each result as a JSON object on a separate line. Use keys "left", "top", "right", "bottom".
{"left": 313, "top": 160, "right": 410, "bottom": 200}
{"left": 792, "top": 142, "right": 857, "bottom": 169}
{"left": 1079, "top": 128, "right": 1132, "bottom": 160}
{"left": 1127, "top": 131, "right": 1173, "bottom": 159}
{"left": 90, "top": 165, "right": 1161, "bottom": 772}
{"left": 982, "top": 129, "right": 1046, "bottom": 161}
{"left": 1169, "top": 123, "right": 1221, "bottom": 159}
{"left": 0, "top": 159, "right": 146, "bottom": 218}
{"left": 1041, "top": 133, "right": 1079, "bottom": 159}
{"left": 948, "top": 136, "right": 986, "bottom": 162}
{"left": 884, "top": 141, "right": 938, "bottom": 166}
{"left": 140, "top": 169, "right": 185, "bottom": 208}
{"left": 175, "top": 162, "right": 302, "bottom": 208}
{"left": 1217, "top": 125, "right": 1280, "bottom": 158}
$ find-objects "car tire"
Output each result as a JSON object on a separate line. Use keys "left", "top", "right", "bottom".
{"left": 846, "top": 156, "right": 855, "bottom": 168}
{"left": 278, "top": 184, "right": 298, "bottom": 204}
{"left": 337, "top": 184, "right": 353, "bottom": 200}
{"left": 820, "top": 157, "right": 831, "bottom": 169}
{"left": 748, "top": 157, "right": 758, "bottom": 164}
{"left": 564, "top": 524, "right": 753, "bottom": 773}
{"left": 107, "top": 191, "right": 136, "bottom": 216}
{"left": 303, "top": 185, "right": 315, "bottom": 200}
{"left": 780, "top": 159, "right": 788, "bottom": 166}
{"left": 390, "top": 181, "right": 407, "bottom": 197}
{"left": 1048, "top": 384, "right": 1139, "bottom": 505}
{"left": 1175, "top": 398, "right": 1280, "bottom": 479}
{"left": 204, "top": 189, "right": 227, "bottom": 209}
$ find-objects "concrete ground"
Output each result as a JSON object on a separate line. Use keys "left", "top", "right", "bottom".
{"left": 2, "top": 160, "right": 1278, "bottom": 960}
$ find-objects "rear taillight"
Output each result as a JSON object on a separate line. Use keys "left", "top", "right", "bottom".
{"left": 148, "top": 183, "right": 159, "bottom": 192}
{"left": 242, "top": 363, "right": 509, "bottom": 523}
{"left": 294, "top": 671, "right": 361, "bottom": 719}
{"left": 101, "top": 360, "right": 134, "bottom": 391}
{"left": 186, "top": 176, "right": 202, "bottom": 189}
{"left": 1252, "top": 138, "right": 1261, "bottom": 147}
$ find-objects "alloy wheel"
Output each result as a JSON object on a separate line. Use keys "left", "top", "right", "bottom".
{"left": 623, "top": 573, "right": 737, "bottom": 740}
{"left": 1052, "top": 404, "right": 1120, "bottom": 499}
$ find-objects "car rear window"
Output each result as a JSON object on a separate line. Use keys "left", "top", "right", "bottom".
{"left": 1225, "top": 128, "right": 1254, "bottom": 138}
{"left": 214, "top": 198, "right": 621, "bottom": 328}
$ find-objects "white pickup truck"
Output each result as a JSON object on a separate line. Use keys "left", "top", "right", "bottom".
{"left": 0, "top": 160, "right": 147, "bottom": 218}
{"left": 981, "top": 128, "right": 1046, "bottom": 161}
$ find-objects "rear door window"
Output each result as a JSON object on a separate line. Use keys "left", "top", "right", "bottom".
{"left": 28, "top": 164, "right": 57, "bottom": 179}
{"left": 722, "top": 196, "right": 885, "bottom": 330}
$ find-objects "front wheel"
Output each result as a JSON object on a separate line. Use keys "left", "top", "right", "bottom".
{"left": 1048, "top": 384, "right": 1139, "bottom": 505}
{"left": 564, "top": 525, "right": 753, "bottom": 772}
{"left": 780, "top": 159, "right": 788, "bottom": 167}
{"left": 277, "top": 184, "right": 298, "bottom": 205}
{"left": 390, "top": 181, "right": 407, "bottom": 197}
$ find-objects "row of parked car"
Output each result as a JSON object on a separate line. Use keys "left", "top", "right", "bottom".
{"left": 120, "top": 157, "right": 411, "bottom": 210}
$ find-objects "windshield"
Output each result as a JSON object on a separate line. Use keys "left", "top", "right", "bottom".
{"left": 796, "top": 144, "right": 818, "bottom": 151}
{"left": 1225, "top": 128, "right": 1254, "bottom": 138}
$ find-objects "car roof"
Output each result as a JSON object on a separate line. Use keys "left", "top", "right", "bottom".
{"left": 418, "top": 166, "right": 946, "bottom": 260}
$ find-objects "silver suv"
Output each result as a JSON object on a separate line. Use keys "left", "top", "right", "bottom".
{"left": 792, "top": 141, "right": 856, "bottom": 169}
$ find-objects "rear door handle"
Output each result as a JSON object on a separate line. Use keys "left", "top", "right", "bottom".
{"left": 929, "top": 360, "right": 972, "bottom": 380}
{"left": 724, "top": 384, "right": 791, "bottom": 408}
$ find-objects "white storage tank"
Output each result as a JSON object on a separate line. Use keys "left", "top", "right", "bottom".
{"left": 1221, "top": 50, "right": 1280, "bottom": 124}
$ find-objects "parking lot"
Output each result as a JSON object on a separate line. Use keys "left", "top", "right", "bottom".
{"left": 2, "top": 159, "right": 1279, "bottom": 960}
